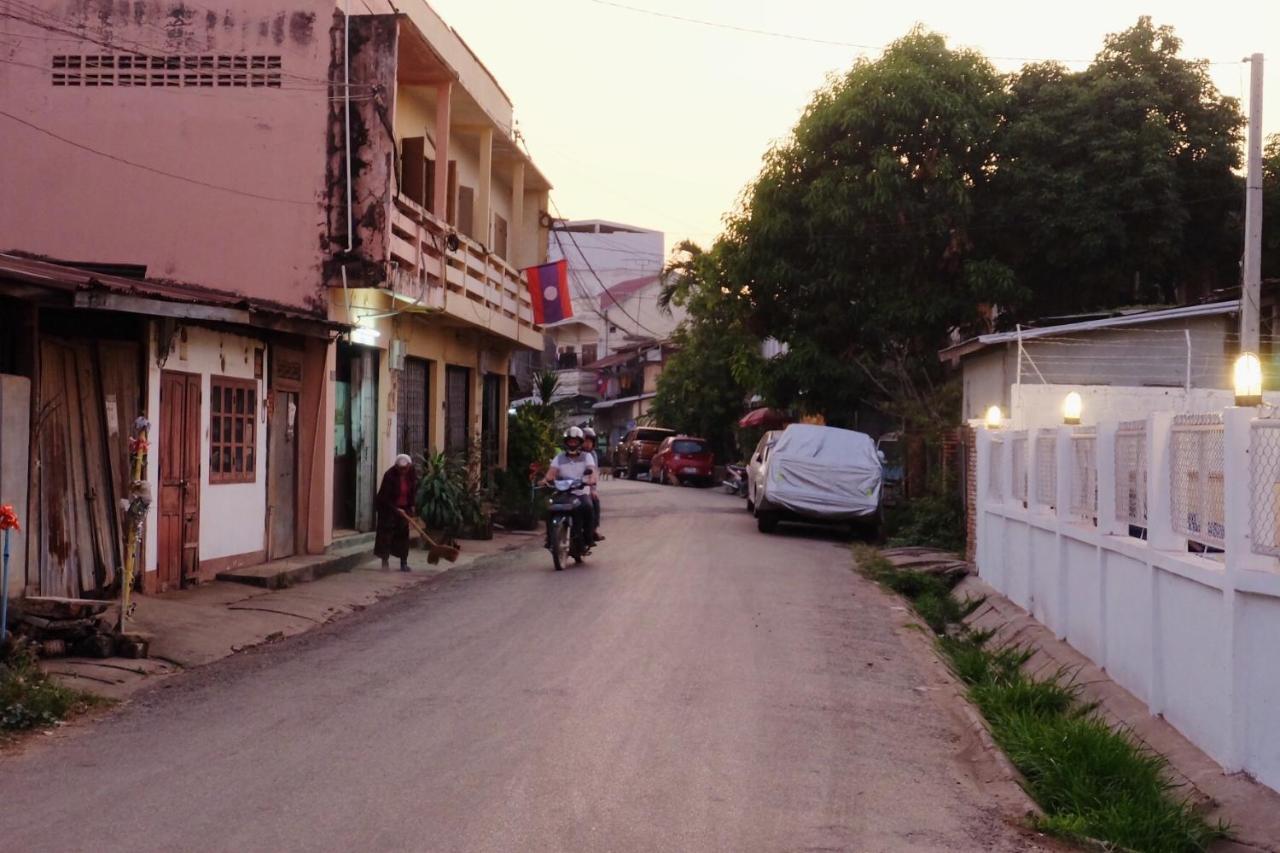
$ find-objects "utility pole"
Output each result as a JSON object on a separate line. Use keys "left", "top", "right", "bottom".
{"left": 1241, "top": 53, "right": 1264, "bottom": 354}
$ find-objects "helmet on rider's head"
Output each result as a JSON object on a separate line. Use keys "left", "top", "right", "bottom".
{"left": 581, "top": 426, "right": 596, "bottom": 445}
{"left": 563, "top": 426, "right": 584, "bottom": 456}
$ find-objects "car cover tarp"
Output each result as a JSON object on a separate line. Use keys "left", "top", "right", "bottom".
{"left": 764, "top": 424, "right": 881, "bottom": 519}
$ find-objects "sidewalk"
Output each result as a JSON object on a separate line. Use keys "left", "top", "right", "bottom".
{"left": 956, "top": 572, "right": 1280, "bottom": 853}
{"left": 41, "top": 530, "right": 542, "bottom": 701}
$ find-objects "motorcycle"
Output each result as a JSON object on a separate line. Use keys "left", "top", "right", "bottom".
{"left": 723, "top": 463, "right": 748, "bottom": 497}
{"left": 543, "top": 478, "right": 591, "bottom": 571}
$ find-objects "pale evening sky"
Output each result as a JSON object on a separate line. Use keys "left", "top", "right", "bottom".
{"left": 427, "top": 0, "right": 1280, "bottom": 256}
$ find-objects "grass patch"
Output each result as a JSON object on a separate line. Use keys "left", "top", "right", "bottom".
{"left": 854, "top": 545, "right": 1227, "bottom": 853}
{"left": 884, "top": 494, "right": 965, "bottom": 552}
{"left": 1, "top": 640, "right": 109, "bottom": 736}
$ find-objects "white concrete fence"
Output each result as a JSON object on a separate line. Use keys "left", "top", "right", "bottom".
{"left": 975, "top": 407, "right": 1280, "bottom": 793}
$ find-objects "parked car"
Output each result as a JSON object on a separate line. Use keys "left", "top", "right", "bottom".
{"left": 613, "top": 427, "right": 675, "bottom": 479}
{"left": 745, "top": 429, "right": 782, "bottom": 513}
{"left": 650, "top": 436, "right": 715, "bottom": 486}
{"left": 754, "top": 424, "right": 883, "bottom": 537}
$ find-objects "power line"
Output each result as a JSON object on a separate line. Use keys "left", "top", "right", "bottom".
{"left": 0, "top": 108, "right": 316, "bottom": 205}
{"left": 585, "top": 0, "right": 1249, "bottom": 67}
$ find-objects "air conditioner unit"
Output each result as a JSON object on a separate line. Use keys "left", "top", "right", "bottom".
{"left": 389, "top": 339, "right": 407, "bottom": 371}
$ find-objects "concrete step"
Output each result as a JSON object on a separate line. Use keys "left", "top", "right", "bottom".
{"left": 326, "top": 531, "right": 376, "bottom": 558}
{"left": 216, "top": 547, "right": 371, "bottom": 591}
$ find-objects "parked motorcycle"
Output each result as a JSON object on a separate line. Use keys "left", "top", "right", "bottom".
{"left": 544, "top": 478, "right": 591, "bottom": 571}
{"left": 723, "top": 463, "right": 748, "bottom": 498}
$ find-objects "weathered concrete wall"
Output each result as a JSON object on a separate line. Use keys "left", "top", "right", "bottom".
{"left": 325, "top": 12, "right": 398, "bottom": 289}
{"left": 0, "top": 0, "right": 334, "bottom": 314}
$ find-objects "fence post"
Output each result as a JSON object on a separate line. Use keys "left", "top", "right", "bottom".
{"left": 1144, "top": 412, "right": 1178, "bottom": 718}
{"left": 1095, "top": 420, "right": 1117, "bottom": 671}
{"left": 1221, "top": 406, "right": 1260, "bottom": 773}
{"left": 1096, "top": 421, "right": 1122, "bottom": 537}
{"left": 1054, "top": 426, "right": 1074, "bottom": 638}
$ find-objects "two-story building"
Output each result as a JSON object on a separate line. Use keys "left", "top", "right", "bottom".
{"left": 0, "top": 0, "right": 549, "bottom": 599}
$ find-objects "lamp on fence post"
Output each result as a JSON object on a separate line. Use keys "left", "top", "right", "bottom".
{"left": 1233, "top": 352, "right": 1263, "bottom": 407}
{"left": 1062, "top": 391, "right": 1083, "bottom": 426}
{"left": 984, "top": 405, "right": 1003, "bottom": 430}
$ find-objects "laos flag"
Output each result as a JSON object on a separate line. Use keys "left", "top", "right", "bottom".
{"left": 524, "top": 259, "right": 573, "bottom": 325}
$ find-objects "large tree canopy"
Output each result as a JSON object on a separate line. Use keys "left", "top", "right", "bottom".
{"left": 984, "top": 18, "right": 1244, "bottom": 312}
{"left": 649, "top": 242, "right": 761, "bottom": 459}
{"left": 698, "top": 19, "right": 1246, "bottom": 429}
{"left": 723, "top": 28, "right": 1019, "bottom": 425}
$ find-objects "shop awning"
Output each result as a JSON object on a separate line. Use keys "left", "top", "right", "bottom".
{"left": 1, "top": 252, "right": 347, "bottom": 339}
{"left": 592, "top": 392, "right": 655, "bottom": 410}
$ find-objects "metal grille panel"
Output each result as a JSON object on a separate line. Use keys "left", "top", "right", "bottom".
{"left": 1170, "top": 414, "right": 1225, "bottom": 548}
{"left": 1115, "top": 421, "right": 1148, "bottom": 528}
{"left": 1036, "top": 431, "right": 1057, "bottom": 507}
{"left": 1070, "top": 429, "right": 1097, "bottom": 522}
{"left": 1009, "top": 431, "right": 1028, "bottom": 502}
{"left": 1250, "top": 420, "right": 1280, "bottom": 557}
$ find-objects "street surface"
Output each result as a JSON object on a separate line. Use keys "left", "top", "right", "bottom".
{"left": 0, "top": 480, "right": 1045, "bottom": 852}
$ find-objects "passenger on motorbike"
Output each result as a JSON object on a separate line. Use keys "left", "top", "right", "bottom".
{"left": 542, "top": 426, "right": 597, "bottom": 547}
{"left": 581, "top": 427, "right": 604, "bottom": 541}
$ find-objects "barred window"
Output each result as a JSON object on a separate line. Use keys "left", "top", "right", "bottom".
{"left": 210, "top": 377, "right": 258, "bottom": 484}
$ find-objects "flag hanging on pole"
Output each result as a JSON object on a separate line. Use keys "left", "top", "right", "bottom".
{"left": 523, "top": 259, "right": 573, "bottom": 325}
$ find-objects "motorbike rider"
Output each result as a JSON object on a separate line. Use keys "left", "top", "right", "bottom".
{"left": 542, "top": 426, "right": 597, "bottom": 547}
{"left": 581, "top": 427, "right": 604, "bottom": 541}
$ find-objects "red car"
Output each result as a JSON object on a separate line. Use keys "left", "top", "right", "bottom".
{"left": 649, "top": 436, "right": 715, "bottom": 486}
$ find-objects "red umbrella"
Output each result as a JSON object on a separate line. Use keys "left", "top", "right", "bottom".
{"left": 737, "top": 407, "right": 789, "bottom": 429}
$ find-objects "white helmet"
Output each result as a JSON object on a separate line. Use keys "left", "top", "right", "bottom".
{"left": 564, "top": 426, "right": 584, "bottom": 455}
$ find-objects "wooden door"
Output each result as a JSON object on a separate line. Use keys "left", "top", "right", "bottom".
{"left": 398, "top": 357, "right": 429, "bottom": 461}
{"left": 481, "top": 373, "right": 502, "bottom": 476}
{"left": 267, "top": 390, "right": 297, "bottom": 559}
{"left": 444, "top": 365, "right": 470, "bottom": 456}
{"left": 350, "top": 348, "right": 378, "bottom": 533}
{"left": 158, "top": 371, "right": 200, "bottom": 591}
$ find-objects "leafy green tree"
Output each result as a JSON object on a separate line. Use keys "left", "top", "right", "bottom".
{"left": 1264, "top": 134, "right": 1280, "bottom": 282}
{"left": 722, "top": 28, "right": 1018, "bottom": 426}
{"left": 651, "top": 243, "right": 762, "bottom": 460}
{"left": 985, "top": 17, "right": 1244, "bottom": 314}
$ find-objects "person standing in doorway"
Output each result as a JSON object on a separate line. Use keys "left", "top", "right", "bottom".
{"left": 375, "top": 454, "right": 418, "bottom": 571}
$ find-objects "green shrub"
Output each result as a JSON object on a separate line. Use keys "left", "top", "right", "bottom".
{"left": 416, "top": 451, "right": 484, "bottom": 535}
{"left": 885, "top": 493, "right": 965, "bottom": 552}
{"left": 1, "top": 641, "right": 98, "bottom": 733}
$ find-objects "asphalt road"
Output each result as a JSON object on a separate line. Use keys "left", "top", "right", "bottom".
{"left": 0, "top": 479, "right": 1046, "bottom": 852}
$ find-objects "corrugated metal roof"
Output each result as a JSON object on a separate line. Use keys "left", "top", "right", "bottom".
{"left": 938, "top": 300, "right": 1239, "bottom": 362}
{"left": 599, "top": 274, "right": 660, "bottom": 310}
{"left": 0, "top": 252, "right": 344, "bottom": 331}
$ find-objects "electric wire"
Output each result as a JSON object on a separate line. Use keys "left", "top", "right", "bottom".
{"left": 0, "top": 108, "right": 316, "bottom": 205}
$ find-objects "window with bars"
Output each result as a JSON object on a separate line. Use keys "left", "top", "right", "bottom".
{"left": 210, "top": 376, "right": 258, "bottom": 484}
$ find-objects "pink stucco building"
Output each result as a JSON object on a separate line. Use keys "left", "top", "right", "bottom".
{"left": 0, "top": 1, "right": 550, "bottom": 599}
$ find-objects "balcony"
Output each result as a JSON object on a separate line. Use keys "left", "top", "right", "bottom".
{"left": 387, "top": 195, "right": 542, "bottom": 350}
{"left": 554, "top": 367, "right": 600, "bottom": 399}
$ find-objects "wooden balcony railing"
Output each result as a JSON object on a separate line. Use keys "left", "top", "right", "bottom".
{"left": 388, "top": 195, "right": 539, "bottom": 345}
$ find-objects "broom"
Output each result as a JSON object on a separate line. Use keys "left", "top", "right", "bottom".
{"left": 397, "top": 509, "right": 461, "bottom": 564}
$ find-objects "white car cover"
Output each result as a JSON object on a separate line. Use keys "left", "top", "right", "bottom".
{"left": 760, "top": 424, "right": 882, "bottom": 520}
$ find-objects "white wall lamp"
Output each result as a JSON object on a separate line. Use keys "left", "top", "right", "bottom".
{"left": 1233, "top": 352, "right": 1263, "bottom": 407}
{"left": 984, "top": 405, "right": 1003, "bottom": 430}
{"left": 1062, "top": 391, "right": 1083, "bottom": 426}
